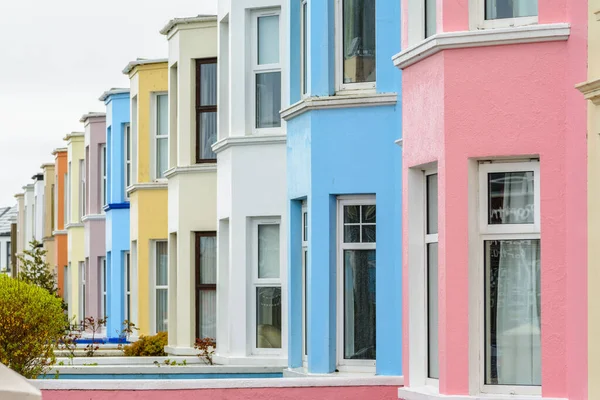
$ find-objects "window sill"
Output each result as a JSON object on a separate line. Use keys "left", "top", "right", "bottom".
{"left": 126, "top": 182, "right": 168, "bottom": 195}
{"left": 280, "top": 92, "right": 398, "bottom": 121}
{"left": 81, "top": 214, "right": 105, "bottom": 222}
{"left": 212, "top": 134, "right": 287, "bottom": 154}
{"left": 164, "top": 164, "right": 216, "bottom": 179}
{"left": 576, "top": 77, "right": 600, "bottom": 105}
{"left": 284, "top": 367, "right": 403, "bottom": 385}
{"left": 397, "top": 386, "right": 566, "bottom": 400}
{"left": 64, "top": 223, "right": 84, "bottom": 229}
{"left": 392, "top": 23, "right": 570, "bottom": 70}
{"left": 52, "top": 229, "right": 68, "bottom": 235}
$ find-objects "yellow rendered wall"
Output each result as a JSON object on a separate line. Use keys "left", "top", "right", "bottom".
{"left": 589, "top": 3, "right": 600, "bottom": 399}
{"left": 66, "top": 135, "right": 85, "bottom": 322}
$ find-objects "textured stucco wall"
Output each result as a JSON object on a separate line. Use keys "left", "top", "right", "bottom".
{"left": 54, "top": 150, "right": 68, "bottom": 298}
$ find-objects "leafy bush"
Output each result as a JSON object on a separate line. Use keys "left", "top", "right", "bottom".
{"left": 0, "top": 275, "right": 67, "bottom": 378}
{"left": 194, "top": 337, "right": 216, "bottom": 365}
{"left": 123, "top": 331, "right": 168, "bottom": 356}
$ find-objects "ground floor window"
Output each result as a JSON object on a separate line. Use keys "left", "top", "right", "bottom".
{"left": 79, "top": 261, "right": 86, "bottom": 321}
{"left": 195, "top": 232, "right": 217, "bottom": 339}
{"left": 253, "top": 219, "right": 282, "bottom": 352}
{"left": 154, "top": 241, "right": 168, "bottom": 333}
{"left": 337, "top": 197, "right": 376, "bottom": 368}
{"left": 426, "top": 172, "right": 439, "bottom": 380}
{"left": 101, "top": 256, "right": 107, "bottom": 320}
{"left": 301, "top": 202, "right": 308, "bottom": 362}
{"left": 124, "top": 251, "right": 131, "bottom": 323}
{"left": 479, "top": 161, "right": 541, "bottom": 392}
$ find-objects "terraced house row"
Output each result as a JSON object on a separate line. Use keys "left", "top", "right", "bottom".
{"left": 4, "top": 0, "right": 600, "bottom": 398}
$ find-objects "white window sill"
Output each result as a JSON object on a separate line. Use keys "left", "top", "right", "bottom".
{"left": 212, "top": 134, "right": 287, "bottom": 154}
{"left": 576, "top": 77, "right": 600, "bottom": 105}
{"left": 280, "top": 92, "right": 398, "bottom": 121}
{"left": 392, "top": 23, "right": 570, "bottom": 70}
{"left": 126, "top": 182, "right": 168, "bottom": 195}
{"left": 285, "top": 367, "right": 403, "bottom": 384}
{"left": 397, "top": 386, "right": 566, "bottom": 400}
{"left": 164, "top": 164, "right": 217, "bottom": 179}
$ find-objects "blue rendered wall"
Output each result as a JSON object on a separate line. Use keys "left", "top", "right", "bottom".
{"left": 287, "top": 0, "right": 402, "bottom": 376}
{"left": 104, "top": 92, "right": 130, "bottom": 340}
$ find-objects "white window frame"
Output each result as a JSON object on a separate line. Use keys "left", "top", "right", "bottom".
{"left": 101, "top": 144, "right": 107, "bottom": 209}
{"left": 100, "top": 256, "right": 106, "bottom": 320}
{"left": 300, "top": 0, "right": 308, "bottom": 98}
{"left": 79, "top": 159, "right": 86, "bottom": 220}
{"left": 470, "top": 0, "right": 538, "bottom": 30}
{"left": 151, "top": 240, "right": 168, "bottom": 334}
{"left": 124, "top": 123, "right": 132, "bottom": 199}
{"left": 301, "top": 201, "right": 308, "bottom": 367}
{"left": 79, "top": 261, "right": 86, "bottom": 320}
{"left": 124, "top": 251, "right": 131, "bottom": 322}
{"left": 334, "top": 0, "right": 377, "bottom": 93}
{"left": 250, "top": 218, "right": 283, "bottom": 356}
{"left": 151, "top": 93, "right": 169, "bottom": 182}
{"left": 476, "top": 160, "right": 541, "bottom": 396}
{"left": 250, "top": 8, "right": 283, "bottom": 136}
{"left": 336, "top": 195, "right": 376, "bottom": 372}
{"left": 64, "top": 172, "right": 68, "bottom": 225}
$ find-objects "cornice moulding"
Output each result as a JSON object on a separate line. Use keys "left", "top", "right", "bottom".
{"left": 126, "top": 182, "right": 168, "bottom": 195}
{"left": 52, "top": 230, "right": 68, "bottom": 236}
{"left": 212, "top": 135, "right": 287, "bottom": 154}
{"left": 280, "top": 93, "right": 398, "bottom": 121}
{"left": 576, "top": 78, "right": 600, "bottom": 105}
{"left": 392, "top": 23, "right": 571, "bottom": 70}
{"left": 164, "top": 164, "right": 217, "bottom": 179}
{"left": 81, "top": 214, "right": 105, "bottom": 222}
{"left": 65, "top": 223, "right": 84, "bottom": 229}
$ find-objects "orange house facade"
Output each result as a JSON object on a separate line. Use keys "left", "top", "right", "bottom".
{"left": 53, "top": 147, "right": 68, "bottom": 300}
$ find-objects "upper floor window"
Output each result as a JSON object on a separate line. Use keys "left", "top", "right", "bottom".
{"left": 475, "top": 0, "right": 538, "bottom": 29}
{"left": 301, "top": 0, "right": 308, "bottom": 96}
{"left": 79, "top": 159, "right": 86, "bottom": 220}
{"left": 124, "top": 124, "right": 131, "bottom": 198}
{"left": 101, "top": 144, "right": 107, "bottom": 207}
{"left": 196, "top": 59, "right": 218, "bottom": 163}
{"left": 425, "top": 0, "right": 437, "bottom": 38}
{"left": 337, "top": 0, "right": 376, "bottom": 91}
{"left": 154, "top": 93, "right": 168, "bottom": 179}
{"left": 252, "top": 10, "right": 282, "bottom": 133}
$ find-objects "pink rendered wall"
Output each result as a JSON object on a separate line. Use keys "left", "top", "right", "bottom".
{"left": 401, "top": 0, "right": 588, "bottom": 397}
{"left": 42, "top": 387, "right": 399, "bottom": 400}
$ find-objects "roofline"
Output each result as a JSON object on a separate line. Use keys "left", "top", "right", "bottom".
{"left": 80, "top": 112, "right": 106, "bottom": 123}
{"left": 52, "top": 147, "right": 67, "bottom": 155}
{"left": 63, "top": 132, "right": 85, "bottom": 141}
{"left": 159, "top": 15, "right": 218, "bottom": 35}
{"left": 22, "top": 184, "right": 33, "bottom": 190}
{"left": 122, "top": 58, "right": 168, "bottom": 75}
{"left": 14, "top": 193, "right": 24, "bottom": 198}
{"left": 99, "top": 88, "right": 130, "bottom": 102}
{"left": 41, "top": 163, "right": 55, "bottom": 169}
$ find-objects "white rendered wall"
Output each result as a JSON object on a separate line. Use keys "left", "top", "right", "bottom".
{"left": 33, "top": 179, "right": 44, "bottom": 243}
{"left": 23, "top": 186, "right": 34, "bottom": 248}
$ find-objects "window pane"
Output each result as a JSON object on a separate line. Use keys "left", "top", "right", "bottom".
{"left": 362, "top": 225, "right": 376, "bottom": 243}
{"left": 344, "top": 205, "right": 360, "bottom": 223}
{"left": 427, "top": 174, "right": 438, "bottom": 234}
{"left": 485, "top": 0, "right": 537, "bottom": 20}
{"left": 198, "top": 111, "right": 217, "bottom": 160}
{"left": 488, "top": 171, "right": 534, "bottom": 224}
{"left": 485, "top": 239, "right": 541, "bottom": 385}
{"left": 425, "top": 0, "right": 437, "bottom": 38}
{"left": 343, "top": 249, "right": 376, "bottom": 360}
{"left": 303, "top": 249, "right": 308, "bottom": 356}
{"left": 362, "top": 205, "right": 376, "bottom": 223}
{"left": 342, "top": 0, "right": 376, "bottom": 84}
{"left": 200, "top": 63, "right": 217, "bottom": 106}
{"left": 302, "top": 1, "right": 308, "bottom": 95}
{"left": 257, "top": 15, "right": 279, "bottom": 65}
{"left": 258, "top": 224, "right": 280, "bottom": 279}
{"left": 156, "top": 241, "right": 168, "bottom": 286}
{"left": 255, "top": 72, "right": 282, "bottom": 129}
{"left": 427, "top": 243, "right": 439, "bottom": 379}
{"left": 256, "top": 287, "right": 282, "bottom": 348}
{"left": 156, "top": 288, "right": 168, "bottom": 332}
{"left": 344, "top": 225, "right": 360, "bottom": 243}
{"left": 303, "top": 211, "right": 308, "bottom": 242}
{"left": 198, "top": 290, "right": 216, "bottom": 339}
{"left": 156, "top": 137, "right": 168, "bottom": 178}
{"left": 199, "top": 236, "right": 217, "bottom": 284}
{"left": 157, "top": 94, "right": 168, "bottom": 136}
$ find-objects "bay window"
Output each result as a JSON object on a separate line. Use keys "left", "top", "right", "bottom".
{"left": 425, "top": 0, "right": 437, "bottom": 38}
{"left": 154, "top": 241, "right": 168, "bottom": 333}
{"left": 478, "top": 161, "right": 541, "bottom": 394}
{"left": 101, "top": 144, "right": 107, "bottom": 207}
{"left": 79, "top": 261, "right": 86, "bottom": 320}
{"left": 124, "top": 251, "right": 131, "bottom": 322}
{"left": 155, "top": 94, "right": 168, "bottom": 179}
{"left": 79, "top": 159, "right": 85, "bottom": 220}
{"left": 475, "top": 0, "right": 538, "bottom": 29}
{"left": 337, "top": 0, "right": 376, "bottom": 90}
{"left": 196, "top": 59, "right": 218, "bottom": 163}
{"left": 253, "top": 10, "right": 282, "bottom": 132}
{"left": 301, "top": 203, "right": 308, "bottom": 362}
{"left": 195, "top": 232, "right": 217, "bottom": 339}
{"left": 101, "top": 256, "right": 107, "bottom": 320}
{"left": 337, "top": 197, "right": 376, "bottom": 369}
{"left": 301, "top": 0, "right": 308, "bottom": 96}
{"left": 253, "top": 220, "right": 282, "bottom": 352}
{"left": 426, "top": 172, "right": 439, "bottom": 381}
{"left": 124, "top": 124, "right": 131, "bottom": 197}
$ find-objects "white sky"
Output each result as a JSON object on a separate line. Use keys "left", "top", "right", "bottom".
{"left": 0, "top": 0, "right": 217, "bottom": 206}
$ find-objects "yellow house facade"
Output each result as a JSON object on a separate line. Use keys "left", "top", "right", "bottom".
{"left": 123, "top": 59, "right": 169, "bottom": 336}
{"left": 577, "top": 2, "right": 600, "bottom": 398}
{"left": 41, "top": 163, "right": 56, "bottom": 276}
{"left": 65, "top": 132, "right": 85, "bottom": 322}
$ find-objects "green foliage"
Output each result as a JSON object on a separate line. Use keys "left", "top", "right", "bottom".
{"left": 0, "top": 275, "right": 67, "bottom": 378}
{"left": 194, "top": 337, "right": 216, "bottom": 365}
{"left": 18, "top": 240, "right": 58, "bottom": 295}
{"left": 123, "top": 331, "right": 168, "bottom": 357}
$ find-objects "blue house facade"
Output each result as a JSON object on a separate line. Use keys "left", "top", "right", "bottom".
{"left": 100, "top": 88, "right": 131, "bottom": 341}
{"left": 283, "top": 0, "right": 402, "bottom": 375}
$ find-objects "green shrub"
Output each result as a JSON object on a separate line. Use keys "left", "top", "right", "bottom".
{"left": 123, "top": 331, "right": 168, "bottom": 356}
{"left": 0, "top": 275, "right": 67, "bottom": 378}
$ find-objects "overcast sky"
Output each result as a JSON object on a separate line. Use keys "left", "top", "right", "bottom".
{"left": 0, "top": 0, "right": 216, "bottom": 206}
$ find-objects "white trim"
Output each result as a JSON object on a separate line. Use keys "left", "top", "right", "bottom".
{"left": 164, "top": 164, "right": 217, "bottom": 179}
{"left": 334, "top": 0, "right": 377, "bottom": 92}
{"left": 469, "top": 0, "right": 538, "bottom": 31}
{"left": 151, "top": 92, "right": 169, "bottom": 181}
{"left": 300, "top": 0, "right": 308, "bottom": 97}
{"left": 65, "top": 223, "right": 84, "bottom": 229}
{"left": 392, "top": 23, "right": 570, "bottom": 70}
{"left": 301, "top": 201, "right": 308, "bottom": 366}
{"left": 424, "top": 170, "right": 439, "bottom": 385}
{"left": 280, "top": 93, "right": 398, "bottom": 121}
{"left": 52, "top": 230, "right": 68, "bottom": 236}
{"left": 100, "top": 256, "right": 107, "bottom": 319}
{"left": 124, "top": 123, "right": 132, "bottom": 199}
{"left": 212, "top": 135, "right": 286, "bottom": 154}
{"left": 101, "top": 143, "right": 107, "bottom": 210}
{"left": 126, "top": 182, "right": 168, "bottom": 195}
{"left": 398, "top": 386, "right": 566, "bottom": 400}
{"left": 150, "top": 240, "right": 169, "bottom": 334}
{"left": 33, "top": 375, "right": 403, "bottom": 391}
{"left": 81, "top": 214, "right": 106, "bottom": 222}
{"left": 124, "top": 251, "right": 131, "bottom": 324}
{"left": 576, "top": 78, "right": 600, "bottom": 105}
{"left": 336, "top": 196, "right": 376, "bottom": 372}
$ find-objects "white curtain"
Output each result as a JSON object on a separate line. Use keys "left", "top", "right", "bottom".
{"left": 258, "top": 224, "right": 280, "bottom": 279}
{"left": 486, "top": 0, "right": 538, "bottom": 19}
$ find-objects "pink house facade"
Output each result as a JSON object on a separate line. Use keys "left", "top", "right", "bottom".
{"left": 394, "top": 1, "right": 587, "bottom": 399}
{"left": 81, "top": 112, "right": 107, "bottom": 323}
